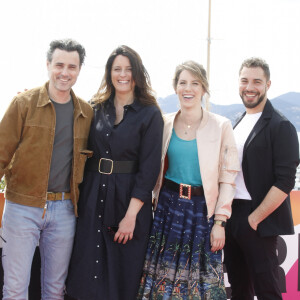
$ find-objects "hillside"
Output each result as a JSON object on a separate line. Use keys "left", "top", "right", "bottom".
{"left": 158, "top": 92, "right": 300, "bottom": 131}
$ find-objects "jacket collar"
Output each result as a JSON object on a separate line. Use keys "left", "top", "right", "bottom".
{"left": 37, "top": 82, "right": 52, "bottom": 107}
{"left": 37, "top": 82, "right": 88, "bottom": 118}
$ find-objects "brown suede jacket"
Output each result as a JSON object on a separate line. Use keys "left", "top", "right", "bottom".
{"left": 0, "top": 82, "right": 93, "bottom": 216}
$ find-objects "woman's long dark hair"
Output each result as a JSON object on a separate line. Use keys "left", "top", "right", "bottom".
{"left": 92, "top": 45, "right": 158, "bottom": 107}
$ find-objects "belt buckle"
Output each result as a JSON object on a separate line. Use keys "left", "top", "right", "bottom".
{"left": 179, "top": 183, "right": 191, "bottom": 200}
{"left": 47, "top": 192, "right": 60, "bottom": 200}
{"left": 98, "top": 158, "right": 113, "bottom": 174}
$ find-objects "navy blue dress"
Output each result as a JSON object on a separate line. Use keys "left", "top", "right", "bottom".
{"left": 66, "top": 98, "right": 163, "bottom": 300}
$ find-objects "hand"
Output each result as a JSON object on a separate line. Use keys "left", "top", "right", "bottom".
{"left": 248, "top": 214, "right": 258, "bottom": 231}
{"left": 210, "top": 224, "right": 225, "bottom": 252}
{"left": 114, "top": 214, "right": 136, "bottom": 244}
{"left": 17, "top": 89, "right": 28, "bottom": 94}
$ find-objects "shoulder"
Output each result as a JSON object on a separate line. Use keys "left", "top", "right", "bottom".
{"left": 269, "top": 106, "right": 297, "bottom": 133}
{"left": 76, "top": 96, "right": 93, "bottom": 117}
{"left": 77, "top": 96, "right": 92, "bottom": 109}
{"left": 139, "top": 104, "right": 163, "bottom": 123}
{"left": 271, "top": 107, "right": 291, "bottom": 124}
{"left": 205, "top": 110, "right": 232, "bottom": 128}
{"left": 14, "top": 85, "right": 43, "bottom": 102}
{"left": 163, "top": 111, "right": 177, "bottom": 123}
{"left": 141, "top": 103, "right": 161, "bottom": 114}
{"left": 263, "top": 100, "right": 291, "bottom": 126}
{"left": 9, "top": 85, "right": 45, "bottom": 112}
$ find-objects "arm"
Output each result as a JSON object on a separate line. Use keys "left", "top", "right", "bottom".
{"left": 114, "top": 197, "right": 144, "bottom": 244}
{"left": 130, "top": 108, "right": 164, "bottom": 203}
{"left": 0, "top": 97, "right": 25, "bottom": 178}
{"left": 248, "top": 120, "right": 299, "bottom": 230}
{"left": 214, "top": 121, "right": 240, "bottom": 218}
{"left": 211, "top": 120, "right": 239, "bottom": 251}
{"left": 210, "top": 213, "right": 227, "bottom": 252}
{"left": 248, "top": 186, "right": 287, "bottom": 230}
{"left": 115, "top": 108, "right": 164, "bottom": 244}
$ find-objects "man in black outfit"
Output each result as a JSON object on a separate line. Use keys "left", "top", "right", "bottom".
{"left": 224, "top": 57, "right": 299, "bottom": 300}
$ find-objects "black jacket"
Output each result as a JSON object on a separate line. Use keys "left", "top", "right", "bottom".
{"left": 234, "top": 100, "right": 299, "bottom": 237}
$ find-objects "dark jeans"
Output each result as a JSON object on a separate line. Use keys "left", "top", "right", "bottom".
{"left": 224, "top": 199, "right": 282, "bottom": 300}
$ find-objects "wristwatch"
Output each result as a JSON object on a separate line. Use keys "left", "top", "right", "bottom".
{"left": 214, "top": 220, "right": 226, "bottom": 227}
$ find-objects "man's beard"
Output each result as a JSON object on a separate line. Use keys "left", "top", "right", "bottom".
{"left": 240, "top": 91, "right": 266, "bottom": 109}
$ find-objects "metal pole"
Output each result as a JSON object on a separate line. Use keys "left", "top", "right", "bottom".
{"left": 206, "top": 0, "right": 212, "bottom": 110}
{"left": 207, "top": 0, "right": 211, "bottom": 81}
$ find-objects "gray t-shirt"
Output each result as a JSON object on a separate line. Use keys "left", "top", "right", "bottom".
{"left": 48, "top": 98, "right": 74, "bottom": 192}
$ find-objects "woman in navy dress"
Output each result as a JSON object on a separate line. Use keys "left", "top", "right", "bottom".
{"left": 138, "top": 61, "right": 239, "bottom": 299}
{"left": 66, "top": 45, "right": 163, "bottom": 300}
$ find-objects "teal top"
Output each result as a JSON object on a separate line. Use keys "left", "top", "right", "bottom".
{"left": 165, "top": 129, "right": 202, "bottom": 186}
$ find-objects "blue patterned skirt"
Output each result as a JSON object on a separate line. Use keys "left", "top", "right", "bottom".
{"left": 138, "top": 186, "right": 226, "bottom": 300}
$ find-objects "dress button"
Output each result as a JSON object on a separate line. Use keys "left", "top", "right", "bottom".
{"left": 103, "top": 184, "right": 105, "bottom": 187}
{"left": 94, "top": 276, "right": 97, "bottom": 279}
{"left": 99, "top": 215, "right": 102, "bottom": 218}
{"left": 97, "top": 245, "right": 100, "bottom": 247}
{"left": 106, "top": 151, "right": 109, "bottom": 154}
{"left": 106, "top": 133, "right": 109, "bottom": 136}
{"left": 96, "top": 260, "right": 99, "bottom": 263}
{"left": 98, "top": 229, "right": 101, "bottom": 232}
{"left": 100, "top": 200, "right": 104, "bottom": 203}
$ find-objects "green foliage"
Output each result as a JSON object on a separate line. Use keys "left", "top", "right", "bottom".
{"left": 0, "top": 177, "right": 5, "bottom": 192}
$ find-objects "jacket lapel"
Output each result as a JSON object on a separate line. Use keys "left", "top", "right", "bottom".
{"left": 243, "top": 100, "right": 273, "bottom": 151}
{"left": 233, "top": 112, "right": 246, "bottom": 129}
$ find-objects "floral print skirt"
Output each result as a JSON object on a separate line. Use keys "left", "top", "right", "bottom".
{"left": 138, "top": 186, "right": 226, "bottom": 300}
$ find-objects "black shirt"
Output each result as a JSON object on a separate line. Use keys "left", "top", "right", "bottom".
{"left": 66, "top": 97, "right": 163, "bottom": 299}
{"left": 85, "top": 97, "right": 163, "bottom": 226}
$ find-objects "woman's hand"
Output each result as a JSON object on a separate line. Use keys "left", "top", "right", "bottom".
{"left": 113, "top": 197, "right": 144, "bottom": 244}
{"left": 114, "top": 214, "right": 136, "bottom": 244}
{"left": 210, "top": 224, "right": 225, "bottom": 252}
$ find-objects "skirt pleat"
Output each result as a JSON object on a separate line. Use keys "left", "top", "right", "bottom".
{"left": 138, "top": 186, "right": 226, "bottom": 300}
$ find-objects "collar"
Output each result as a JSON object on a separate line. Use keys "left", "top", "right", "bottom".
{"left": 260, "top": 99, "right": 273, "bottom": 120}
{"left": 107, "top": 96, "right": 143, "bottom": 112}
{"left": 36, "top": 82, "right": 52, "bottom": 107}
{"left": 234, "top": 99, "right": 273, "bottom": 128}
{"left": 37, "top": 81, "right": 87, "bottom": 118}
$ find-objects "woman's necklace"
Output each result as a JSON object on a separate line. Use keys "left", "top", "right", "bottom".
{"left": 181, "top": 110, "right": 203, "bottom": 135}
{"left": 184, "top": 124, "right": 192, "bottom": 135}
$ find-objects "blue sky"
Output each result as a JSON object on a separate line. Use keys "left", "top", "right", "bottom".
{"left": 1, "top": 0, "right": 299, "bottom": 117}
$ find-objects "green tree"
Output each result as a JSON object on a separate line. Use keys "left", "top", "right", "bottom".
{"left": 0, "top": 177, "right": 5, "bottom": 192}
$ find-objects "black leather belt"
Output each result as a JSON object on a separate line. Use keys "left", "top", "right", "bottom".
{"left": 86, "top": 157, "right": 138, "bottom": 174}
{"left": 164, "top": 178, "right": 204, "bottom": 200}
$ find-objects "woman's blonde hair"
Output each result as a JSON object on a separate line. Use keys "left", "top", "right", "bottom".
{"left": 173, "top": 60, "right": 210, "bottom": 95}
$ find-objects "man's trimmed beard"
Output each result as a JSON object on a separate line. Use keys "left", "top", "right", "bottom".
{"left": 240, "top": 91, "right": 266, "bottom": 109}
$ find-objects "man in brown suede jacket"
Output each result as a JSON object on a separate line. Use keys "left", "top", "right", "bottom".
{"left": 0, "top": 39, "right": 93, "bottom": 299}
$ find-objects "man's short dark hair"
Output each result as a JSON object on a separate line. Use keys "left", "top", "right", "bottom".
{"left": 47, "top": 39, "right": 86, "bottom": 66}
{"left": 239, "top": 57, "right": 270, "bottom": 81}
